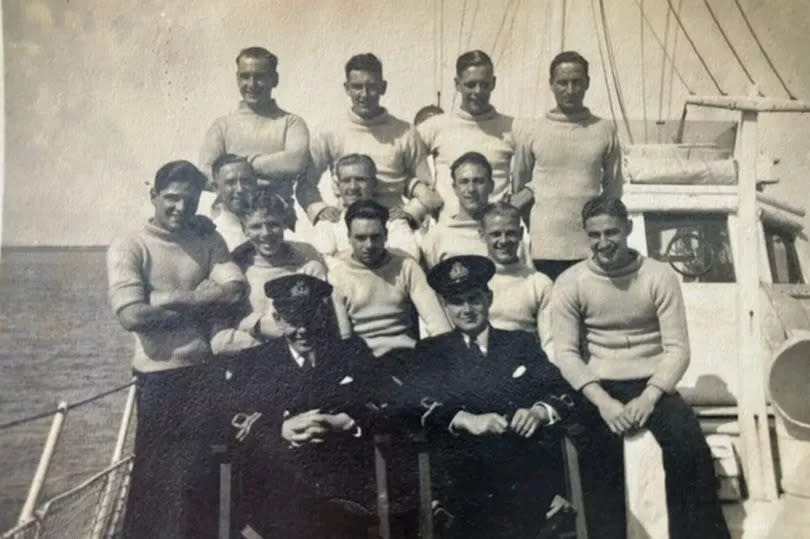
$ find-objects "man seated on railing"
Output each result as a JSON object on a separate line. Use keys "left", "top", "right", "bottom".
{"left": 106, "top": 160, "right": 246, "bottom": 539}
{"left": 217, "top": 274, "right": 391, "bottom": 538}
{"left": 551, "top": 196, "right": 730, "bottom": 539}
{"left": 411, "top": 255, "right": 575, "bottom": 539}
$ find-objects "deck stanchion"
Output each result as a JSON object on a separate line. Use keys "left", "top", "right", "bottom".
{"left": 374, "top": 434, "right": 392, "bottom": 539}
{"left": 91, "top": 380, "right": 137, "bottom": 539}
{"left": 17, "top": 401, "right": 68, "bottom": 525}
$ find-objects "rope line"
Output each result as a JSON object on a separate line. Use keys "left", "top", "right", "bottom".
{"left": 598, "top": 0, "right": 635, "bottom": 143}
{"left": 734, "top": 0, "right": 796, "bottom": 99}
{"left": 665, "top": 0, "right": 684, "bottom": 119}
{"left": 662, "top": 0, "right": 725, "bottom": 95}
{"left": 703, "top": 0, "right": 757, "bottom": 89}
{"left": 657, "top": 2, "right": 673, "bottom": 125}
{"left": 495, "top": 0, "right": 520, "bottom": 67}
{"left": 630, "top": 0, "right": 693, "bottom": 95}
{"left": 0, "top": 381, "right": 136, "bottom": 431}
{"left": 561, "top": 0, "right": 567, "bottom": 51}
{"left": 639, "top": 0, "right": 649, "bottom": 143}
{"left": 590, "top": 0, "right": 620, "bottom": 137}
{"left": 451, "top": 0, "right": 469, "bottom": 110}
{"left": 465, "top": 0, "right": 479, "bottom": 50}
{"left": 491, "top": 0, "right": 515, "bottom": 59}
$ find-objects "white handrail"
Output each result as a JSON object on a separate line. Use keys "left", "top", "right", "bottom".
{"left": 17, "top": 401, "right": 68, "bottom": 525}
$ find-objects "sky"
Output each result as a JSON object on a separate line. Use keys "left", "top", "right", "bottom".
{"left": 2, "top": 0, "right": 809, "bottom": 246}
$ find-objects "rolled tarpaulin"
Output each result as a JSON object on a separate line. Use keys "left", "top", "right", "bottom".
{"left": 767, "top": 331, "right": 810, "bottom": 497}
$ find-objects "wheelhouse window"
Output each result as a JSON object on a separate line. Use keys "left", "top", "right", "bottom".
{"left": 763, "top": 225, "right": 805, "bottom": 284}
{"left": 644, "top": 213, "right": 736, "bottom": 283}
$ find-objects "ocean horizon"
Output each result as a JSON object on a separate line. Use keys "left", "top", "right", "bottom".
{"left": 0, "top": 246, "right": 134, "bottom": 531}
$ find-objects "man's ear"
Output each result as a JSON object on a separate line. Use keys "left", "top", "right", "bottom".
{"left": 149, "top": 187, "right": 157, "bottom": 201}
{"left": 453, "top": 76, "right": 461, "bottom": 92}
{"left": 625, "top": 218, "right": 634, "bottom": 236}
{"left": 379, "top": 80, "right": 388, "bottom": 96}
{"left": 485, "top": 288, "right": 494, "bottom": 306}
{"left": 270, "top": 70, "right": 279, "bottom": 89}
{"left": 343, "top": 80, "right": 351, "bottom": 96}
{"left": 491, "top": 76, "right": 497, "bottom": 91}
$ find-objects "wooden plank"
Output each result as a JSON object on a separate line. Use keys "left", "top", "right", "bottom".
{"left": 734, "top": 110, "right": 778, "bottom": 501}
{"left": 563, "top": 437, "right": 588, "bottom": 539}
{"left": 374, "top": 434, "right": 392, "bottom": 539}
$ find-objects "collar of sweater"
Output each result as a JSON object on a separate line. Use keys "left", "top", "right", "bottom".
{"left": 545, "top": 107, "right": 593, "bottom": 123}
{"left": 237, "top": 99, "right": 281, "bottom": 117}
{"left": 343, "top": 250, "right": 395, "bottom": 271}
{"left": 494, "top": 260, "right": 530, "bottom": 275}
{"left": 347, "top": 107, "right": 390, "bottom": 126}
{"left": 456, "top": 106, "right": 500, "bottom": 122}
{"left": 143, "top": 219, "right": 199, "bottom": 242}
{"left": 586, "top": 249, "right": 644, "bottom": 278}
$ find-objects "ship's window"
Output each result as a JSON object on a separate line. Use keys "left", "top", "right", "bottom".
{"left": 644, "top": 213, "right": 736, "bottom": 283}
{"left": 764, "top": 226, "right": 805, "bottom": 284}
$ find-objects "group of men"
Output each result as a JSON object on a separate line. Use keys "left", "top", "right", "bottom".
{"left": 106, "top": 44, "right": 730, "bottom": 539}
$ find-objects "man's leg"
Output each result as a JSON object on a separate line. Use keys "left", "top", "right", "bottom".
{"left": 644, "top": 391, "right": 731, "bottom": 539}
{"left": 572, "top": 398, "right": 627, "bottom": 539}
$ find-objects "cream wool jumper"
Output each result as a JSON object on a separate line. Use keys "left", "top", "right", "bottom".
{"left": 514, "top": 109, "right": 622, "bottom": 260}
{"left": 328, "top": 250, "right": 452, "bottom": 357}
{"left": 489, "top": 261, "right": 554, "bottom": 356}
{"left": 551, "top": 253, "right": 689, "bottom": 392}
{"left": 107, "top": 221, "right": 245, "bottom": 373}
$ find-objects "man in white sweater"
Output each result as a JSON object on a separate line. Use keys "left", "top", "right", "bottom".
{"left": 207, "top": 154, "right": 257, "bottom": 251}
{"left": 512, "top": 51, "right": 622, "bottom": 280}
{"left": 107, "top": 161, "right": 246, "bottom": 538}
{"left": 551, "top": 196, "right": 729, "bottom": 539}
{"left": 328, "top": 199, "right": 451, "bottom": 364}
{"left": 481, "top": 202, "right": 553, "bottom": 354}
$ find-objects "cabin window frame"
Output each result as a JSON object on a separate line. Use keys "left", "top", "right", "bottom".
{"left": 762, "top": 223, "right": 805, "bottom": 284}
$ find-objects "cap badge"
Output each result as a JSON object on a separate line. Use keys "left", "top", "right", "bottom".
{"left": 448, "top": 262, "right": 469, "bottom": 283}
{"left": 290, "top": 280, "right": 310, "bottom": 298}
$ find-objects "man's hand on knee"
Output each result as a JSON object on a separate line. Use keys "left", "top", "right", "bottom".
{"left": 622, "top": 386, "right": 663, "bottom": 429}
{"left": 597, "top": 398, "right": 633, "bottom": 435}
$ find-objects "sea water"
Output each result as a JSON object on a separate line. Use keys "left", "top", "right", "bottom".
{"left": 0, "top": 247, "right": 133, "bottom": 531}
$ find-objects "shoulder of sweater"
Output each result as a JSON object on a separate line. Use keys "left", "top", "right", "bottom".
{"left": 638, "top": 256, "right": 680, "bottom": 284}
{"left": 553, "top": 259, "right": 592, "bottom": 290}
{"left": 286, "top": 240, "right": 323, "bottom": 261}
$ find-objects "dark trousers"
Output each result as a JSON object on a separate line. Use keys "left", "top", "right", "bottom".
{"left": 533, "top": 259, "right": 582, "bottom": 281}
{"left": 575, "top": 379, "right": 730, "bottom": 539}
{"left": 123, "top": 366, "right": 217, "bottom": 539}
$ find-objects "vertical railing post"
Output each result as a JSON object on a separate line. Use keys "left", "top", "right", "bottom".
{"left": 17, "top": 401, "right": 68, "bottom": 525}
{"left": 735, "top": 109, "right": 778, "bottom": 500}
{"left": 91, "top": 380, "right": 137, "bottom": 538}
{"left": 374, "top": 434, "right": 392, "bottom": 539}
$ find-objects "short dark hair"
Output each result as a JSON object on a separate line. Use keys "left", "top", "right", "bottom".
{"left": 345, "top": 199, "right": 389, "bottom": 230}
{"left": 581, "top": 196, "right": 628, "bottom": 226}
{"left": 482, "top": 202, "right": 521, "bottom": 226}
{"left": 413, "top": 104, "right": 444, "bottom": 126}
{"left": 550, "top": 51, "right": 589, "bottom": 80}
{"left": 154, "top": 160, "right": 207, "bottom": 193}
{"left": 239, "top": 189, "right": 288, "bottom": 221}
{"left": 450, "top": 151, "right": 493, "bottom": 182}
{"left": 456, "top": 50, "right": 493, "bottom": 76}
{"left": 235, "top": 47, "right": 278, "bottom": 71}
{"left": 212, "top": 154, "right": 250, "bottom": 178}
{"left": 345, "top": 53, "right": 383, "bottom": 79}
{"left": 335, "top": 153, "right": 377, "bottom": 179}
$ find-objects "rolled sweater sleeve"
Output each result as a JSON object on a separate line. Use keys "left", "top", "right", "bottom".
{"left": 550, "top": 273, "right": 599, "bottom": 390}
{"left": 647, "top": 268, "right": 690, "bottom": 392}
{"left": 602, "top": 125, "right": 623, "bottom": 199}
{"left": 199, "top": 119, "right": 226, "bottom": 187}
{"left": 403, "top": 259, "right": 452, "bottom": 336}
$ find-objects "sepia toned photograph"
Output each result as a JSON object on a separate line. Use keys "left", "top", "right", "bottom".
{"left": 1, "top": 1, "right": 809, "bottom": 537}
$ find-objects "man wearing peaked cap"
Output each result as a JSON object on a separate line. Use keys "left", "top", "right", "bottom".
{"left": 411, "top": 255, "right": 577, "bottom": 538}
{"left": 215, "top": 274, "right": 389, "bottom": 538}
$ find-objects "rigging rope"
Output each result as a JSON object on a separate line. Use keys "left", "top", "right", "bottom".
{"left": 560, "top": 0, "right": 567, "bottom": 51}
{"left": 0, "top": 381, "right": 136, "bottom": 431}
{"left": 662, "top": 0, "right": 725, "bottom": 95}
{"left": 439, "top": 0, "right": 445, "bottom": 107}
{"left": 465, "top": 0, "right": 479, "bottom": 50}
{"left": 590, "top": 0, "right": 620, "bottom": 139}
{"left": 657, "top": 1, "right": 673, "bottom": 126}
{"left": 639, "top": 0, "right": 649, "bottom": 143}
{"left": 703, "top": 0, "right": 758, "bottom": 89}
{"left": 495, "top": 0, "right": 520, "bottom": 67}
{"left": 630, "top": 0, "right": 694, "bottom": 96}
{"left": 451, "top": 0, "right": 469, "bottom": 110}
{"left": 491, "top": 0, "right": 515, "bottom": 60}
{"left": 598, "top": 0, "right": 635, "bottom": 144}
{"left": 734, "top": 0, "right": 796, "bottom": 99}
